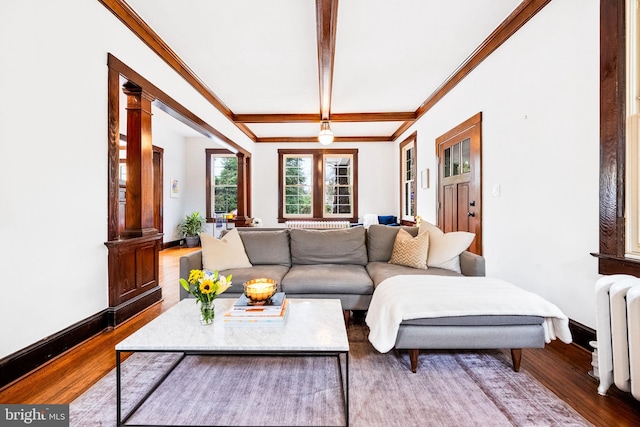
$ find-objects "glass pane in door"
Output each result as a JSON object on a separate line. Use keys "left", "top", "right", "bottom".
{"left": 462, "top": 138, "right": 471, "bottom": 174}
{"left": 451, "top": 142, "right": 460, "bottom": 176}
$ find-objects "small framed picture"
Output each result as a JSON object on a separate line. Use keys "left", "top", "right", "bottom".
{"left": 170, "top": 179, "right": 179, "bottom": 198}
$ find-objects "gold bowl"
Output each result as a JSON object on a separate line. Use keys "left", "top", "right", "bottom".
{"left": 243, "top": 278, "right": 277, "bottom": 305}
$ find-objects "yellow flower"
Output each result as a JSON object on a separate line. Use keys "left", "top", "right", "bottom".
{"left": 188, "top": 269, "right": 204, "bottom": 285}
{"left": 199, "top": 279, "right": 215, "bottom": 294}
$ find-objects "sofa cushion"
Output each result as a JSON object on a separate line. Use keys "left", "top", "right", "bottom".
{"left": 282, "top": 264, "right": 373, "bottom": 295}
{"left": 419, "top": 221, "right": 475, "bottom": 273}
{"left": 388, "top": 228, "right": 429, "bottom": 269}
{"left": 238, "top": 229, "right": 291, "bottom": 267}
{"left": 367, "top": 224, "right": 418, "bottom": 262}
{"left": 200, "top": 229, "right": 252, "bottom": 272}
{"left": 366, "top": 261, "right": 462, "bottom": 288}
{"left": 290, "top": 227, "right": 368, "bottom": 266}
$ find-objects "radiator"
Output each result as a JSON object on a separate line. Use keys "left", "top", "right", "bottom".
{"left": 595, "top": 275, "right": 640, "bottom": 400}
{"left": 285, "top": 220, "right": 351, "bottom": 229}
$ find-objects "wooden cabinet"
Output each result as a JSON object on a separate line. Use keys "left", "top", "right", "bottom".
{"left": 104, "top": 234, "right": 162, "bottom": 326}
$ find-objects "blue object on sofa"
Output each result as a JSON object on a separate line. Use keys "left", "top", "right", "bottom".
{"left": 377, "top": 215, "right": 397, "bottom": 225}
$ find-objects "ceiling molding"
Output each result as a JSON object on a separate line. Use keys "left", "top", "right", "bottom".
{"left": 235, "top": 114, "right": 320, "bottom": 124}
{"left": 417, "top": 0, "right": 550, "bottom": 124}
{"left": 390, "top": 0, "right": 551, "bottom": 141}
{"left": 98, "top": 0, "right": 257, "bottom": 142}
{"left": 107, "top": 53, "right": 250, "bottom": 156}
{"left": 256, "top": 135, "right": 393, "bottom": 143}
{"left": 235, "top": 112, "right": 416, "bottom": 123}
{"left": 101, "top": 0, "right": 550, "bottom": 144}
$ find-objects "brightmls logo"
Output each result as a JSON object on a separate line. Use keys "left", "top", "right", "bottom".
{"left": 0, "top": 405, "right": 68, "bottom": 426}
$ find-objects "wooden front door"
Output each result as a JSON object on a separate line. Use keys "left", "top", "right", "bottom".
{"left": 437, "top": 113, "right": 482, "bottom": 255}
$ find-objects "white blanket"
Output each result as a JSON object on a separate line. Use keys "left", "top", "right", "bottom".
{"left": 365, "top": 275, "right": 572, "bottom": 353}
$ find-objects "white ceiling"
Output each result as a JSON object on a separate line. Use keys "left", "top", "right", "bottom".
{"left": 125, "top": 0, "right": 523, "bottom": 142}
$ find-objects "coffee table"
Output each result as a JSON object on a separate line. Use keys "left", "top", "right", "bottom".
{"left": 115, "top": 298, "right": 350, "bottom": 426}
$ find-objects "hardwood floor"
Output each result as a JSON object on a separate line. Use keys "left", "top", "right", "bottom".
{"left": 1, "top": 246, "right": 639, "bottom": 426}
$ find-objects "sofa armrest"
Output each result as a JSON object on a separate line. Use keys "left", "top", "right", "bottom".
{"left": 460, "top": 251, "right": 485, "bottom": 277}
{"left": 179, "top": 250, "right": 203, "bottom": 300}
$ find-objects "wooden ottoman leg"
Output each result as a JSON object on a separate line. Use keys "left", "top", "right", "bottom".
{"left": 343, "top": 310, "right": 350, "bottom": 326}
{"left": 511, "top": 348, "right": 522, "bottom": 372}
{"left": 409, "top": 349, "right": 419, "bottom": 373}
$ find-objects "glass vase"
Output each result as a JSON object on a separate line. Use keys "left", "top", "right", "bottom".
{"left": 199, "top": 299, "right": 215, "bottom": 325}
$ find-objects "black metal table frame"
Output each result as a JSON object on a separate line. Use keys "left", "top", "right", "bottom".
{"left": 116, "top": 349, "right": 349, "bottom": 427}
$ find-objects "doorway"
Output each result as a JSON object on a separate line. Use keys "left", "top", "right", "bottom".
{"left": 153, "top": 146, "right": 164, "bottom": 236}
{"left": 436, "top": 112, "right": 482, "bottom": 255}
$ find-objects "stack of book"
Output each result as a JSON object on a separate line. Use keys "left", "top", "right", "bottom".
{"left": 223, "top": 292, "right": 289, "bottom": 325}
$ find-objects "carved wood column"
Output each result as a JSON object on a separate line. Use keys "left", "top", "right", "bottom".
{"left": 121, "top": 82, "right": 157, "bottom": 237}
{"left": 104, "top": 78, "right": 162, "bottom": 327}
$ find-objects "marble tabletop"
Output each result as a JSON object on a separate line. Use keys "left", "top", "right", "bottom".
{"left": 116, "top": 298, "right": 349, "bottom": 353}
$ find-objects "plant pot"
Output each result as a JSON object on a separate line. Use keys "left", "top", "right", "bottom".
{"left": 185, "top": 236, "right": 200, "bottom": 248}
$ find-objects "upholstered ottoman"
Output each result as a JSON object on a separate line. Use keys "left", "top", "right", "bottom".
{"left": 395, "top": 314, "right": 546, "bottom": 372}
{"left": 365, "top": 275, "right": 572, "bottom": 373}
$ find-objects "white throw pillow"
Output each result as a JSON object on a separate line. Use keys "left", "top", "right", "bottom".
{"left": 419, "top": 221, "right": 475, "bottom": 273}
{"left": 200, "top": 229, "right": 252, "bottom": 272}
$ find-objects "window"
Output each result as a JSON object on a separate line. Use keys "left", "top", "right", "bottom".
{"left": 283, "top": 155, "right": 313, "bottom": 215}
{"left": 206, "top": 149, "right": 238, "bottom": 218}
{"left": 278, "top": 149, "right": 358, "bottom": 222}
{"left": 597, "top": 0, "right": 640, "bottom": 275}
{"left": 399, "top": 133, "right": 417, "bottom": 221}
{"left": 324, "top": 155, "right": 354, "bottom": 216}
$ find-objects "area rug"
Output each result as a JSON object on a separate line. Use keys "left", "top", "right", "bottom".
{"left": 70, "top": 326, "right": 591, "bottom": 426}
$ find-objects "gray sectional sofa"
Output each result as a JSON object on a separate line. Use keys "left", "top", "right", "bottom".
{"left": 179, "top": 224, "right": 547, "bottom": 372}
{"left": 179, "top": 224, "right": 485, "bottom": 324}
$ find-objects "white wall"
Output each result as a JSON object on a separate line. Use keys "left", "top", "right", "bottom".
{"left": 150, "top": 108, "right": 188, "bottom": 242}
{"left": 396, "top": 0, "right": 601, "bottom": 327}
{"left": 0, "top": 0, "right": 603, "bottom": 361}
{"left": 182, "top": 137, "right": 217, "bottom": 236}
{"left": 0, "top": 0, "right": 253, "bottom": 359}
{"left": 249, "top": 142, "right": 398, "bottom": 228}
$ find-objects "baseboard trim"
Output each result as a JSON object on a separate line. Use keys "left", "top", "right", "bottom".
{"left": 0, "top": 288, "right": 163, "bottom": 390}
{"left": 568, "top": 319, "right": 595, "bottom": 351}
{"left": 0, "top": 310, "right": 109, "bottom": 390}
{"left": 162, "top": 239, "right": 183, "bottom": 250}
{"left": 0, "top": 309, "right": 598, "bottom": 391}
{"left": 107, "top": 286, "right": 162, "bottom": 327}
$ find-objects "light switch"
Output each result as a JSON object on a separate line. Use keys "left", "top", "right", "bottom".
{"left": 492, "top": 184, "right": 501, "bottom": 196}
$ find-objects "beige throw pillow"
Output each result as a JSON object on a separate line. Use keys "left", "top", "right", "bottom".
{"left": 388, "top": 228, "right": 430, "bottom": 269}
{"left": 200, "top": 229, "right": 252, "bottom": 272}
{"left": 419, "top": 221, "right": 474, "bottom": 273}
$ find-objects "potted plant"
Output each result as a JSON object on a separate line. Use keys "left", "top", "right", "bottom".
{"left": 178, "top": 211, "right": 207, "bottom": 247}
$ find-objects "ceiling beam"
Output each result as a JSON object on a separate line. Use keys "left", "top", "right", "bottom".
{"left": 235, "top": 112, "right": 416, "bottom": 123}
{"left": 316, "top": 0, "right": 339, "bottom": 121}
{"left": 256, "top": 135, "right": 394, "bottom": 143}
